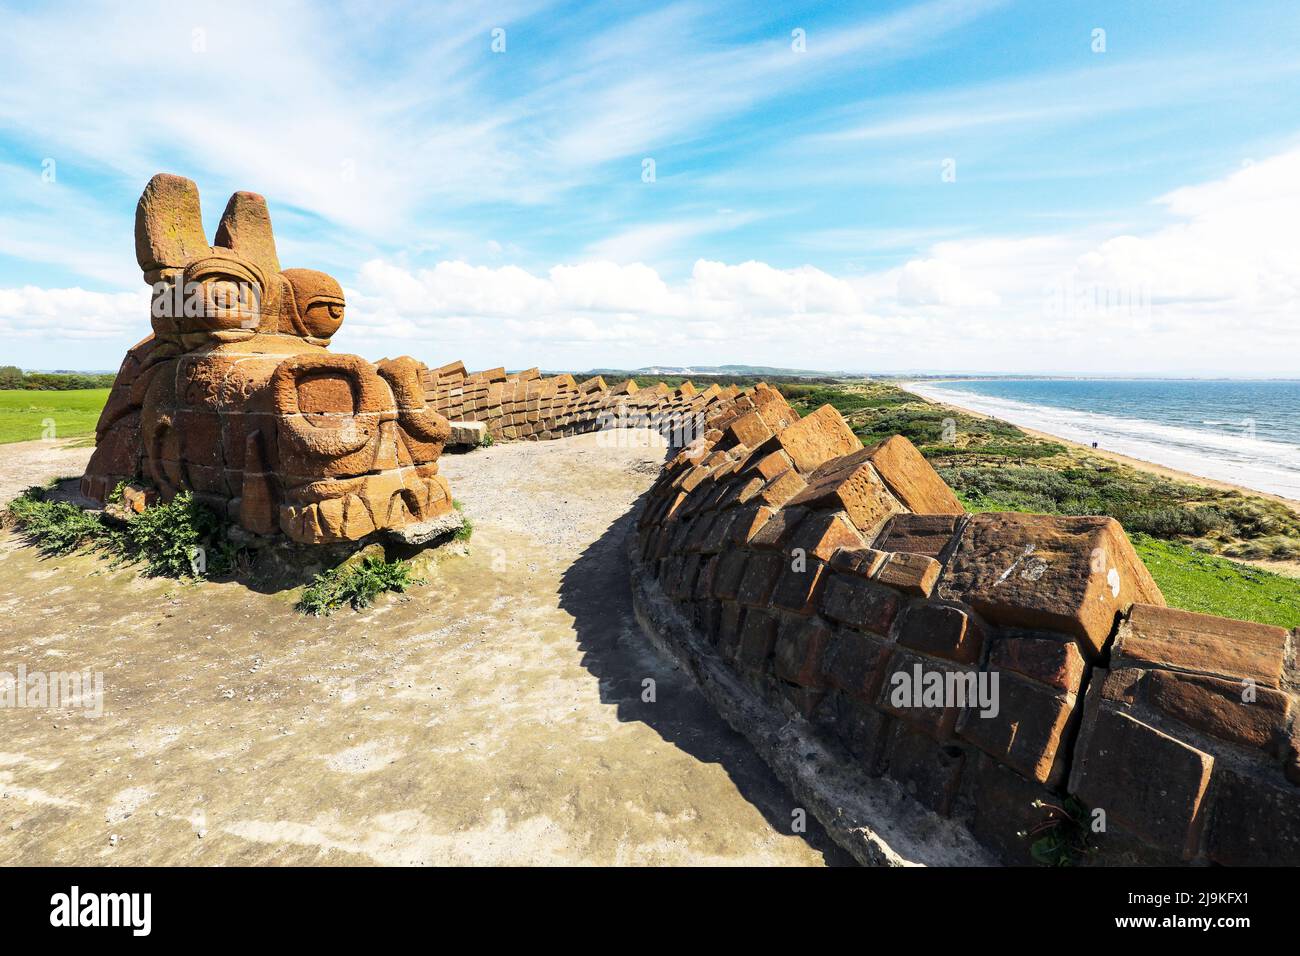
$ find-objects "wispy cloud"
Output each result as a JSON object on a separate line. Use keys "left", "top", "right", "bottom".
{"left": 0, "top": 0, "right": 1012, "bottom": 286}
{"left": 584, "top": 211, "right": 763, "bottom": 263}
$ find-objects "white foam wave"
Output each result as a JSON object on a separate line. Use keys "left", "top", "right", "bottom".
{"left": 905, "top": 383, "right": 1300, "bottom": 501}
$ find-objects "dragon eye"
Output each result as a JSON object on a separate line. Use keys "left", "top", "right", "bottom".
{"left": 199, "top": 276, "right": 259, "bottom": 327}
{"left": 303, "top": 299, "right": 345, "bottom": 338}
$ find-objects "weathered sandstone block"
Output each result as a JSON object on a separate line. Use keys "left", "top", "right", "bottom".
{"left": 786, "top": 511, "right": 866, "bottom": 562}
{"left": 821, "top": 629, "right": 890, "bottom": 701}
{"left": 876, "top": 647, "right": 971, "bottom": 739}
{"left": 775, "top": 618, "right": 833, "bottom": 689}
{"left": 861, "top": 435, "right": 964, "bottom": 514}
{"left": 963, "top": 754, "right": 1060, "bottom": 865}
{"left": 1114, "top": 603, "right": 1288, "bottom": 688}
{"left": 787, "top": 447, "right": 904, "bottom": 537}
{"left": 895, "top": 601, "right": 984, "bottom": 665}
{"left": 772, "top": 404, "right": 862, "bottom": 472}
{"left": 1206, "top": 767, "right": 1300, "bottom": 866}
{"left": 770, "top": 560, "right": 825, "bottom": 615}
{"left": 881, "top": 722, "right": 965, "bottom": 815}
{"left": 828, "top": 546, "right": 888, "bottom": 579}
{"left": 1069, "top": 693, "right": 1213, "bottom": 858}
{"left": 819, "top": 573, "right": 901, "bottom": 636}
{"left": 1153, "top": 670, "right": 1290, "bottom": 753}
{"left": 873, "top": 513, "right": 966, "bottom": 561}
{"left": 956, "top": 672, "right": 1075, "bottom": 785}
{"left": 938, "top": 513, "right": 1164, "bottom": 656}
{"left": 875, "top": 551, "right": 941, "bottom": 597}
{"left": 448, "top": 421, "right": 487, "bottom": 446}
{"left": 987, "top": 632, "right": 1085, "bottom": 693}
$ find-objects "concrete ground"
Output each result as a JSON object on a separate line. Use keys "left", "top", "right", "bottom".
{"left": 0, "top": 433, "right": 850, "bottom": 865}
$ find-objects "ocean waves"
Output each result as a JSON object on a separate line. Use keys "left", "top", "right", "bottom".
{"left": 906, "top": 381, "right": 1300, "bottom": 501}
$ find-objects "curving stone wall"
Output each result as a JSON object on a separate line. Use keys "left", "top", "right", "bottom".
{"left": 627, "top": 383, "right": 1300, "bottom": 866}
{"left": 423, "top": 360, "right": 726, "bottom": 443}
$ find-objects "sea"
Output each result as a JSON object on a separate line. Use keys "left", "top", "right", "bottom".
{"left": 904, "top": 378, "right": 1300, "bottom": 501}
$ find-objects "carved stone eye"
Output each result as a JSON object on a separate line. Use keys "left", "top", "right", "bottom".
{"left": 205, "top": 279, "right": 240, "bottom": 311}
{"left": 200, "top": 276, "right": 259, "bottom": 328}
{"left": 304, "top": 298, "right": 345, "bottom": 338}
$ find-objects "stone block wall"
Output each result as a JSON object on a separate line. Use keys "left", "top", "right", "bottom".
{"left": 630, "top": 383, "right": 1300, "bottom": 865}
{"left": 422, "top": 361, "right": 728, "bottom": 442}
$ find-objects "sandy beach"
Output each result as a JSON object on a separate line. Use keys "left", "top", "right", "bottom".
{"left": 899, "top": 384, "right": 1300, "bottom": 515}
{"left": 899, "top": 384, "right": 1300, "bottom": 581}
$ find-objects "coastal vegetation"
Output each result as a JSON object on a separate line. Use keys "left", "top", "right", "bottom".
{"left": 6, "top": 480, "right": 240, "bottom": 578}
{"left": 297, "top": 555, "right": 422, "bottom": 615}
{"left": 780, "top": 380, "right": 1300, "bottom": 628}
{"left": 1131, "top": 534, "right": 1300, "bottom": 629}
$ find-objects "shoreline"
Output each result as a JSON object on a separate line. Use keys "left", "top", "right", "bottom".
{"left": 898, "top": 384, "right": 1300, "bottom": 516}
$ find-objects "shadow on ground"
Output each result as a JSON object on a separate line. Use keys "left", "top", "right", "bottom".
{"left": 557, "top": 494, "right": 854, "bottom": 866}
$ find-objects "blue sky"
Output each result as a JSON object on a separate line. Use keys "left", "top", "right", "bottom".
{"left": 2, "top": 0, "right": 1299, "bottom": 375}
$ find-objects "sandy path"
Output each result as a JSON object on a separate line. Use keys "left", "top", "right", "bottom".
{"left": 0, "top": 438, "right": 95, "bottom": 506}
{"left": 0, "top": 431, "right": 848, "bottom": 866}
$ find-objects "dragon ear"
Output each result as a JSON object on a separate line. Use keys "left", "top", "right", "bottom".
{"left": 214, "top": 190, "right": 282, "bottom": 278}
{"left": 135, "top": 173, "right": 208, "bottom": 280}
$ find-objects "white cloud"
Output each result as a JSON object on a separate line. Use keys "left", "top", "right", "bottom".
{"left": 688, "top": 260, "right": 863, "bottom": 316}
{"left": 542, "top": 0, "right": 1008, "bottom": 170}
{"left": 299, "top": 143, "right": 1300, "bottom": 374}
{"left": 0, "top": 286, "right": 147, "bottom": 341}
{"left": 895, "top": 258, "right": 999, "bottom": 308}
{"left": 584, "top": 213, "right": 761, "bottom": 264}
{"left": 6, "top": 145, "right": 1300, "bottom": 375}
{"left": 817, "top": 56, "right": 1300, "bottom": 146}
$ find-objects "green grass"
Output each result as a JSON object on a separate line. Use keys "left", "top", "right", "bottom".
{"left": 0, "top": 388, "right": 109, "bottom": 444}
{"left": 451, "top": 499, "right": 473, "bottom": 541}
{"left": 1132, "top": 534, "right": 1300, "bottom": 629}
{"left": 109, "top": 490, "right": 238, "bottom": 577}
{"left": 6, "top": 491, "right": 107, "bottom": 553}
{"left": 297, "top": 555, "right": 422, "bottom": 615}
{"left": 777, "top": 383, "right": 894, "bottom": 416}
